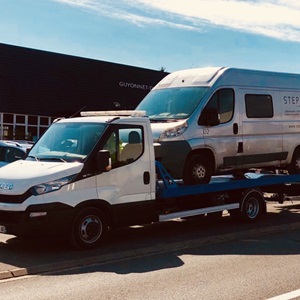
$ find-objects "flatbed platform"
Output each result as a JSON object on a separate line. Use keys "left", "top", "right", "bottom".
{"left": 156, "top": 162, "right": 300, "bottom": 199}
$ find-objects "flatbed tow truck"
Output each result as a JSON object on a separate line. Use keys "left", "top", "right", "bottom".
{"left": 0, "top": 111, "right": 299, "bottom": 249}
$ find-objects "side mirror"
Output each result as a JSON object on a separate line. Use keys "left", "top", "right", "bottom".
{"left": 199, "top": 107, "right": 220, "bottom": 126}
{"left": 97, "top": 150, "right": 111, "bottom": 173}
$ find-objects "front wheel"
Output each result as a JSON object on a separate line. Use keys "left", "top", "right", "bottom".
{"left": 183, "top": 154, "right": 212, "bottom": 185}
{"left": 69, "top": 207, "right": 108, "bottom": 250}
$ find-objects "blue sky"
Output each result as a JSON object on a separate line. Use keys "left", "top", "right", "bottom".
{"left": 1, "top": 0, "right": 300, "bottom": 73}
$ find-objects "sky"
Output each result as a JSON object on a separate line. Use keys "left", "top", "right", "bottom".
{"left": 1, "top": 0, "right": 300, "bottom": 73}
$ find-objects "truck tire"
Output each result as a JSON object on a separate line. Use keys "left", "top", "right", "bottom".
{"left": 239, "top": 189, "right": 264, "bottom": 222}
{"left": 183, "top": 154, "right": 212, "bottom": 185}
{"left": 69, "top": 207, "right": 108, "bottom": 250}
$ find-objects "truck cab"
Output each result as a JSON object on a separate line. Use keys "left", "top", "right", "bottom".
{"left": 0, "top": 111, "right": 157, "bottom": 249}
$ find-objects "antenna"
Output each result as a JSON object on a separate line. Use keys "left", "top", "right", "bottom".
{"left": 69, "top": 106, "right": 87, "bottom": 118}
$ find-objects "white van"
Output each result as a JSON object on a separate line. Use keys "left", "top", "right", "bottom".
{"left": 136, "top": 67, "right": 300, "bottom": 184}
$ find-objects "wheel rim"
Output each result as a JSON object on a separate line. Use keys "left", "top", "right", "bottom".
{"left": 79, "top": 215, "right": 102, "bottom": 244}
{"left": 245, "top": 197, "right": 259, "bottom": 219}
{"left": 192, "top": 163, "right": 206, "bottom": 180}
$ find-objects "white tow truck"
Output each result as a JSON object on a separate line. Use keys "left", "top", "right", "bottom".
{"left": 0, "top": 111, "right": 299, "bottom": 249}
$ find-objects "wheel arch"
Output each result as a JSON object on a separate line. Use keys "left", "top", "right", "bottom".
{"left": 288, "top": 146, "right": 300, "bottom": 174}
{"left": 184, "top": 148, "right": 216, "bottom": 174}
{"left": 74, "top": 199, "right": 115, "bottom": 228}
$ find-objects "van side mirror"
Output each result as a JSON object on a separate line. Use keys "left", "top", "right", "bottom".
{"left": 199, "top": 107, "right": 220, "bottom": 126}
{"left": 97, "top": 150, "right": 111, "bottom": 172}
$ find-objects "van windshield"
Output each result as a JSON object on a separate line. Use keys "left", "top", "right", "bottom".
{"left": 27, "top": 122, "right": 107, "bottom": 162}
{"left": 136, "top": 87, "right": 208, "bottom": 121}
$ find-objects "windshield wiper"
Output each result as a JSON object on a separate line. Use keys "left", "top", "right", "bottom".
{"left": 27, "top": 155, "right": 40, "bottom": 161}
{"left": 39, "top": 157, "right": 67, "bottom": 163}
{"left": 149, "top": 118, "right": 178, "bottom": 123}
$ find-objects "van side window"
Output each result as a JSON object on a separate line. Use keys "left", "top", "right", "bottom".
{"left": 199, "top": 88, "right": 234, "bottom": 125}
{"left": 103, "top": 126, "right": 144, "bottom": 169}
{"left": 245, "top": 94, "right": 273, "bottom": 118}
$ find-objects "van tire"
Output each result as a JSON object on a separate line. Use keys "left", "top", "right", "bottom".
{"left": 183, "top": 154, "right": 212, "bottom": 185}
{"left": 289, "top": 149, "right": 300, "bottom": 174}
{"left": 69, "top": 207, "right": 108, "bottom": 250}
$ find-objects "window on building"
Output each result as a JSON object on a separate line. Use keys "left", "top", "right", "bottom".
{"left": 3, "top": 114, "right": 13, "bottom": 123}
{"left": 16, "top": 115, "right": 25, "bottom": 124}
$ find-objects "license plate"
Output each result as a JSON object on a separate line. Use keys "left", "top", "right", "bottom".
{"left": 0, "top": 225, "right": 7, "bottom": 234}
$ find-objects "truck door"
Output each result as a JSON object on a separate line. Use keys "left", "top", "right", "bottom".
{"left": 199, "top": 88, "right": 242, "bottom": 170}
{"left": 96, "top": 124, "right": 155, "bottom": 226}
{"left": 238, "top": 90, "right": 284, "bottom": 169}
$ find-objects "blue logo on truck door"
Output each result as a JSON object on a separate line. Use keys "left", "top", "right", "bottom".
{"left": 0, "top": 182, "right": 13, "bottom": 190}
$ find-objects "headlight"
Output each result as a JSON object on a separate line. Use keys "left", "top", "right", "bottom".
{"left": 159, "top": 122, "right": 188, "bottom": 139}
{"left": 31, "top": 174, "right": 76, "bottom": 195}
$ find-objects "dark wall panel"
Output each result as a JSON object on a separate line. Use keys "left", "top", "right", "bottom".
{"left": 0, "top": 43, "right": 168, "bottom": 117}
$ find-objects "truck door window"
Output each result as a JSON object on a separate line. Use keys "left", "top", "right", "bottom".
{"left": 245, "top": 94, "right": 273, "bottom": 118}
{"left": 199, "top": 88, "right": 234, "bottom": 125}
{"left": 103, "top": 126, "right": 144, "bottom": 169}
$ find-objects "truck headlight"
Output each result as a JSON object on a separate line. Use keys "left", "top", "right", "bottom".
{"left": 159, "top": 122, "right": 188, "bottom": 139}
{"left": 31, "top": 174, "right": 76, "bottom": 195}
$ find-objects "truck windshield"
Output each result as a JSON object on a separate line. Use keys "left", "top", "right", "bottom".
{"left": 27, "top": 122, "right": 107, "bottom": 162}
{"left": 136, "top": 87, "right": 208, "bottom": 121}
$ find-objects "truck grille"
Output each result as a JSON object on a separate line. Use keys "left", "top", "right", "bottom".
{"left": 0, "top": 210, "right": 23, "bottom": 223}
{"left": 0, "top": 191, "right": 32, "bottom": 204}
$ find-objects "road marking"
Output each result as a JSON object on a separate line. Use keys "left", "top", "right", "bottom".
{"left": 266, "top": 288, "right": 300, "bottom": 300}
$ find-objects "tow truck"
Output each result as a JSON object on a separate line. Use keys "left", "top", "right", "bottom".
{"left": 0, "top": 111, "right": 299, "bottom": 249}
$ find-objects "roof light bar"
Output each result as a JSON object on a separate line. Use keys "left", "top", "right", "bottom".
{"left": 80, "top": 110, "right": 146, "bottom": 117}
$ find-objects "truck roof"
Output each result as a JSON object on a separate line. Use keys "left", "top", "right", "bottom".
{"left": 154, "top": 67, "right": 300, "bottom": 90}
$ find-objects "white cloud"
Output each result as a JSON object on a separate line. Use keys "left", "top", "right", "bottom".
{"left": 52, "top": 0, "right": 300, "bottom": 42}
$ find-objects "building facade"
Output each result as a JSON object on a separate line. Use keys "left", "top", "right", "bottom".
{"left": 0, "top": 43, "right": 168, "bottom": 141}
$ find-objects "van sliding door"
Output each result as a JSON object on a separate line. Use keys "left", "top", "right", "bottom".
{"left": 239, "top": 91, "right": 284, "bottom": 168}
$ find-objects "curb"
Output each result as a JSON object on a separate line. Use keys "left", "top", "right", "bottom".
{"left": 1, "top": 221, "right": 300, "bottom": 281}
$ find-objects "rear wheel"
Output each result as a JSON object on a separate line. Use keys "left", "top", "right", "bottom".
{"left": 69, "top": 207, "right": 108, "bottom": 250}
{"left": 183, "top": 154, "right": 212, "bottom": 185}
{"left": 230, "top": 189, "right": 265, "bottom": 222}
{"left": 240, "top": 189, "right": 264, "bottom": 222}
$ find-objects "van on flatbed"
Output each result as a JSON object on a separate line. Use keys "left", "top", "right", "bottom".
{"left": 0, "top": 111, "right": 299, "bottom": 249}
{"left": 136, "top": 67, "right": 300, "bottom": 184}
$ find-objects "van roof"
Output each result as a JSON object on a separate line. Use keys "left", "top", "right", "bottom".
{"left": 154, "top": 67, "right": 300, "bottom": 90}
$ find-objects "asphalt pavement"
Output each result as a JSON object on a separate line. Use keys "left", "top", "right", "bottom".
{"left": 0, "top": 200, "right": 299, "bottom": 280}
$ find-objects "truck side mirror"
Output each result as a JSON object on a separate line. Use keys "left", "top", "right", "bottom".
{"left": 97, "top": 150, "right": 111, "bottom": 172}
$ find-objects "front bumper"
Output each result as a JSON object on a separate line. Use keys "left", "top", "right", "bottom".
{"left": 0, "top": 203, "right": 75, "bottom": 237}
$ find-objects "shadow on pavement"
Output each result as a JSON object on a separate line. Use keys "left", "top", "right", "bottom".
{"left": 0, "top": 201, "right": 299, "bottom": 278}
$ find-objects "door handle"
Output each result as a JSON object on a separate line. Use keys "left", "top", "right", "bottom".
{"left": 143, "top": 171, "right": 150, "bottom": 185}
{"left": 233, "top": 123, "right": 238, "bottom": 134}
